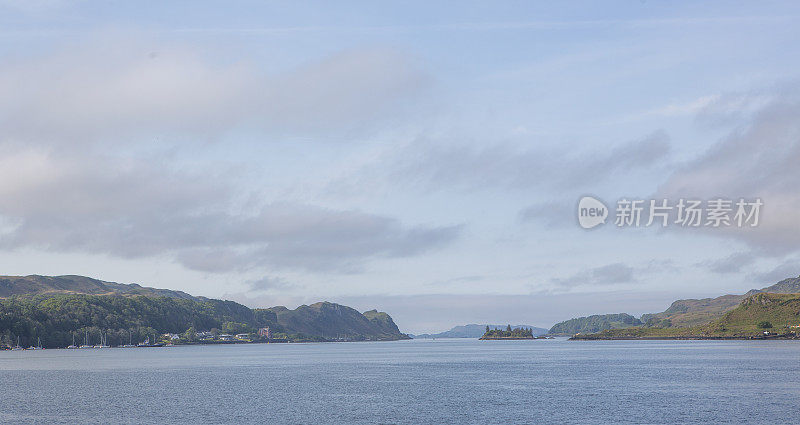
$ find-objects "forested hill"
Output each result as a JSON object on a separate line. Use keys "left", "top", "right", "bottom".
{"left": 0, "top": 294, "right": 275, "bottom": 348}
{"left": 0, "top": 275, "right": 198, "bottom": 300}
{"left": 0, "top": 275, "right": 409, "bottom": 348}
{"left": 267, "top": 303, "right": 408, "bottom": 341}
{"left": 548, "top": 313, "right": 642, "bottom": 336}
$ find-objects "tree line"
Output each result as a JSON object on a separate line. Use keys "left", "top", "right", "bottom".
{"left": 483, "top": 325, "right": 535, "bottom": 338}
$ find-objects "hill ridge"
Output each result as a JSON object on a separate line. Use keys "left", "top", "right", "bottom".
{"left": 0, "top": 275, "right": 409, "bottom": 346}
{"left": 573, "top": 292, "right": 800, "bottom": 340}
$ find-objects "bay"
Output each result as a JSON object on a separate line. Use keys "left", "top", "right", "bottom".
{"left": 2, "top": 338, "right": 799, "bottom": 424}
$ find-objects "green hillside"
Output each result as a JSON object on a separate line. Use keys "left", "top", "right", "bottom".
{"left": 573, "top": 292, "right": 800, "bottom": 340}
{"left": 362, "top": 309, "right": 405, "bottom": 336}
{"left": 0, "top": 275, "right": 199, "bottom": 300}
{"left": 704, "top": 292, "right": 800, "bottom": 336}
{"left": 640, "top": 275, "right": 800, "bottom": 328}
{"left": 268, "top": 302, "right": 409, "bottom": 341}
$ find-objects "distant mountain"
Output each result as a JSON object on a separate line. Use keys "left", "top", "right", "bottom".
{"left": 0, "top": 275, "right": 199, "bottom": 300}
{"left": 0, "top": 275, "right": 408, "bottom": 346}
{"left": 641, "top": 275, "right": 800, "bottom": 328}
{"left": 548, "top": 313, "right": 642, "bottom": 336}
{"left": 412, "top": 324, "right": 548, "bottom": 339}
{"left": 267, "top": 302, "right": 409, "bottom": 341}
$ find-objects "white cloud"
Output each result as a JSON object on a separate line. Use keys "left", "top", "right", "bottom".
{"left": 0, "top": 36, "right": 429, "bottom": 146}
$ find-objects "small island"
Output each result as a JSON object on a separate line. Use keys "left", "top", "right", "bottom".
{"left": 480, "top": 325, "right": 539, "bottom": 340}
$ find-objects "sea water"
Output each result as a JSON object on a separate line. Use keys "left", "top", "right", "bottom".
{"left": 1, "top": 338, "right": 799, "bottom": 424}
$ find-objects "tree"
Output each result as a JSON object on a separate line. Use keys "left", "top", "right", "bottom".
{"left": 485, "top": 325, "right": 490, "bottom": 333}
{"left": 183, "top": 326, "right": 197, "bottom": 342}
{"left": 757, "top": 321, "right": 773, "bottom": 329}
{"left": 506, "top": 324, "right": 512, "bottom": 332}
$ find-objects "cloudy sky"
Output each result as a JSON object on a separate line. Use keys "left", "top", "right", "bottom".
{"left": 2, "top": 1, "right": 800, "bottom": 333}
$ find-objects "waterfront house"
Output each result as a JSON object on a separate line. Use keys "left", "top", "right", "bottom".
{"left": 197, "top": 331, "right": 214, "bottom": 340}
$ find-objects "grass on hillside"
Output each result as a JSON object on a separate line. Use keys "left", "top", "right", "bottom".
{"left": 574, "top": 293, "right": 800, "bottom": 340}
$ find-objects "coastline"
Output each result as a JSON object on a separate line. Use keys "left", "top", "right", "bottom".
{"left": 570, "top": 333, "right": 800, "bottom": 341}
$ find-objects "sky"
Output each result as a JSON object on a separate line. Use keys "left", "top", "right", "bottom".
{"left": 1, "top": 1, "right": 800, "bottom": 333}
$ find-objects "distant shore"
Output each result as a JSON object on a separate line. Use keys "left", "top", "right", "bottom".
{"left": 479, "top": 336, "right": 552, "bottom": 340}
{"left": 570, "top": 333, "right": 800, "bottom": 341}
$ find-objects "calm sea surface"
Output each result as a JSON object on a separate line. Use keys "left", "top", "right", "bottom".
{"left": 1, "top": 338, "right": 799, "bottom": 424}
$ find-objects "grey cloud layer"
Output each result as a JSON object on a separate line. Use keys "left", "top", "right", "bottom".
{"left": 702, "top": 252, "right": 757, "bottom": 274}
{"left": 657, "top": 95, "right": 800, "bottom": 254}
{"left": 0, "top": 151, "right": 460, "bottom": 273}
{"left": 551, "top": 263, "right": 636, "bottom": 288}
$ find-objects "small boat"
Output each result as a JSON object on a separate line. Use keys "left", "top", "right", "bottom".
{"left": 27, "top": 337, "right": 44, "bottom": 350}
{"left": 137, "top": 337, "right": 164, "bottom": 348}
